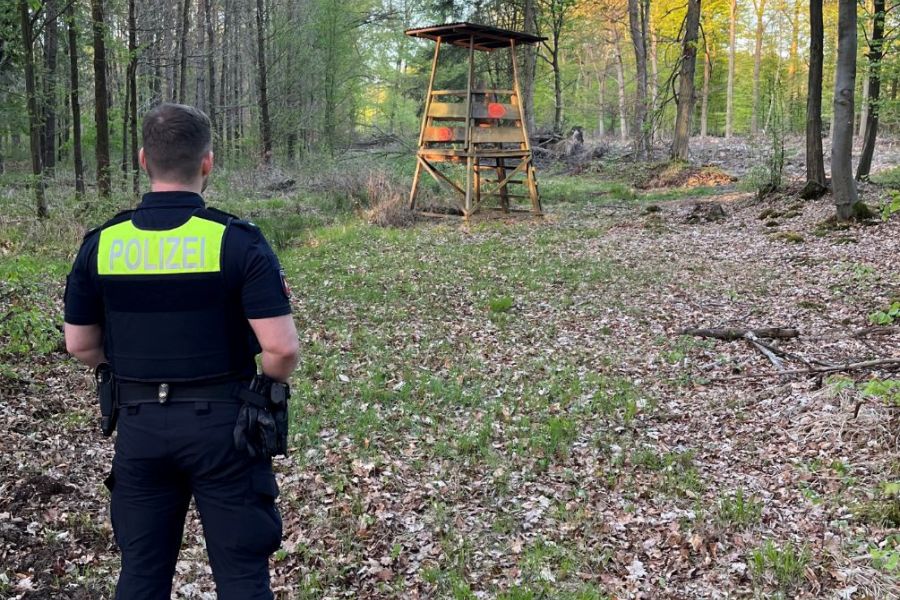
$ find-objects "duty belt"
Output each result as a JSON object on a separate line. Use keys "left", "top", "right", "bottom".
{"left": 116, "top": 381, "right": 245, "bottom": 405}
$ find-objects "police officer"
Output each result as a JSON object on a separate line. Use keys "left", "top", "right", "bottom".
{"left": 63, "top": 103, "right": 299, "bottom": 599}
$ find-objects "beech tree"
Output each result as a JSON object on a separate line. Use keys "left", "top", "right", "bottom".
{"left": 831, "top": 0, "right": 864, "bottom": 220}
{"left": 672, "top": 0, "right": 701, "bottom": 160}
{"left": 627, "top": 0, "right": 650, "bottom": 157}
{"left": 18, "top": 0, "right": 47, "bottom": 217}
{"left": 802, "top": 0, "right": 827, "bottom": 198}
{"left": 91, "top": 0, "right": 111, "bottom": 198}
{"left": 66, "top": 3, "right": 85, "bottom": 197}
{"left": 856, "top": 0, "right": 887, "bottom": 181}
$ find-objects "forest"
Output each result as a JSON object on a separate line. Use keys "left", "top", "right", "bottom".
{"left": 1, "top": 0, "right": 899, "bottom": 598}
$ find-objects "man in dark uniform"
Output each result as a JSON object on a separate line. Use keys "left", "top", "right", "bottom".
{"left": 63, "top": 103, "right": 299, "bottom": 600}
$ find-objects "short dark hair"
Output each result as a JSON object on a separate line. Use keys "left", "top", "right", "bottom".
{"left": 141, "top": 103, "right": 211, "bottom": 183}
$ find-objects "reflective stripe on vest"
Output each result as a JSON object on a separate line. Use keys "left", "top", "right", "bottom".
{"left": 97, "top": 216, "right": 226, "bottom": 275}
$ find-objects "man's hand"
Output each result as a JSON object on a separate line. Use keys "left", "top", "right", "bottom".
{"left": 64, "top": 323, "right": 106, "bottom": 368}
{"left": 248, "top": 314, "right": 299, "bottom": 382}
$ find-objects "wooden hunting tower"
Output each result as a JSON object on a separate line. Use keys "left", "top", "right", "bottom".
{"left": 405, "top": 23, "right": 546, "bottom": 217}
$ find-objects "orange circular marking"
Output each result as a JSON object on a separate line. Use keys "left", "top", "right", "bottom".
{"left": 437, "top": 127, "right": 454, "bottom": 141}
{"left": 487, "top": 103, "right": 506, "bottom": 118}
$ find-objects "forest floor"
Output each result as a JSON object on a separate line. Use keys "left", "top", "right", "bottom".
{"left": 1, "top": 140, "right": 899, "bottom": 599}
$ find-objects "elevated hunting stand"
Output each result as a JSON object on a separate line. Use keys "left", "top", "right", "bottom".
{"left": 405, "top": 23, "right": 546, "bottom": 217}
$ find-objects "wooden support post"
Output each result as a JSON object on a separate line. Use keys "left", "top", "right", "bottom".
{"left": 497, "top": 157, "right": 509, "bottom": 212}
{"left": 410, "top": 36, "right": 442, "bottom": 210}
{"left": 510, "top": 39, "right": 541, "bottom": 215}
{"left": 463, "top": 35, "right": 475, "bottom": 217}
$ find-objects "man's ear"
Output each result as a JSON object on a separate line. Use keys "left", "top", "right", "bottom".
{"left": 201, "top": 151, "right": 214, "bottom": 177}
{"left": 138, "top": 148, "right": 148, "bottom": 172}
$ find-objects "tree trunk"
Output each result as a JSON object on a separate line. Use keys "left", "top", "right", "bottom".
{"left": 551, "top": 41, "right": 563, "bottom": 134}
{"left": 219, "top": 0, "right": 229, "bottom": 150}
{"left": 204, "top": 0, "right": 216, "bottom": 133}
{"left": 701, "top": 33, "right": 711, "bottom": 139}
{"left": 672, "top": 0, "right": 701, "bottom": 160}
{"left": 19, "top": 0, "right": 48, "bottom": 217}
{"left": 751, "top": 0, "right": 766, "bottom": 135}
{"left": 805, "top": 0, "right": 827, "bottom": 191}
{"left": 594, "top": 46, "right": 607, "bottom": 138}
{"left": 649, "top": 22, "right": 659, "bottom": 130}
{"left": 726, "top": 0, "right": 736, "bottom": 137}
{"left": 129, "top": 0, "right": 139, "bottom": 195}
{"left": 522, "top": 0, "right": 537, "bottom": 134}
{"left": 628, "top": 0, "right": 649, "bottom": 158}
{"left": 788, "top": 0, "right": 801, "bottom": 130}
{"left": 255, "top": 0, "right": 272, "bottom": 164}
{"left": 857, "top": 74, "right": 869, "bottom": 140}
{"left": 66, "top": 3, "right": 85, "bottom": 197}
{"left": 614, "top": 35, "right": 628, "bottom": 142}
{"left": 855, "top": 0, "right": 885, "bottom": 181}
{"left": 91, "top": 0, "right": 111, "bottom": 198}
{"left": 177, "top": 0, "right": 190, "bottom": 103}
{"left": 41, "top": 0, "right": 59, "bottom": 175}
{"left": 832, "top": 0, "right": 861, "bottom": 219}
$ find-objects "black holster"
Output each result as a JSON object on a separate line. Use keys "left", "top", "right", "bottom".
{"left": 95, "top": 363, "right": 118, "bottom": 437}
{"left": 234, "top": 375, "right": 290, "bottom": 458}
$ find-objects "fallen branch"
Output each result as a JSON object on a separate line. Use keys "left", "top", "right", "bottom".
{"left": 744, "top": 331, "right": 785, "bottom": 371}
{"left": 678, "top": 327, "right": 799, "bottom": 340}
{"left": 718, "top": 357, "right": 900, "bottom": 381}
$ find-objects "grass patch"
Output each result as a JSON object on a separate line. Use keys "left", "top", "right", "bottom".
{"left": 749, "top": 540, "right": 810, "bottom": 592}
{"left": 716, "top": 488, "right": 763, "bottom": 529}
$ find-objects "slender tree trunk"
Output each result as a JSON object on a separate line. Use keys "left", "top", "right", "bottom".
{"left": 726, "top": 0, "right": 736, "bottom": 137}
{"left": 66, "top": 3, "right": 85, "bottom": 197}
{"left": 91, "top": 0, "right": 111, "bottom": 198}
{"left": 219, "top": 0, "right": 229, "bottom": 150}
{"left": 856, "top": 0, "right": 885, "bottom": 181}
{"left": 832, "top": 0, "right": 861, "bottom": 219}
{"left": 649, "top": 22, "right": 659, "bottom": 135}
{"left": 522, "top": 0, "right": 537, "bottom": 134}
{"left": 805, "top": 0, "right": 827, "bottom": 192}
{"left": 41, "top": 0, "right": 59, "bottom": 175}
{"left": 751, "top": 0, "right": 766, "bottom": 135}
{"left": 255, "top": 0, "right": 272, "bottom": 163}
{"left": 19, "top": 0, "right": 48, "bottom": 217}
{"left": 788, "top": 0, "right": 801, "bottom": 130}
{"left": 672, "top": 0, "right": 701, "bottom": 160}
{"left": 701, "top": 33, "right": 711, "bottom": 139}
{"left": 857, "top": 74, "right": 869, "bottom": 140}
{"left": 613, "top": 34, "right": 628, "bottom": 141}
{"left": 628, "top": 0, "right": 649, "bottom": 157}
{"left": 204, "top": 0, "right": 216, "bottom": 133}
{"left": 177, "top": 0, "right": 190, "bottom": 103}
{"left": 593, "top": 46, "right": 607, "bottom": 138}
{"left": 129, "top": 0, "right": 139, "bottom": 195}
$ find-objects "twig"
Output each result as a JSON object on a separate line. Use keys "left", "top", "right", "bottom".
{"left": 678, "top": 326, "right": 799, "bottom": 340}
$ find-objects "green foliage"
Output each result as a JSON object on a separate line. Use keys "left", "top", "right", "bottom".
{"left": 869, "top": 534, "right": 900, "bottom": 574}
{"left": 716, "top": 488, "right": 763, "bottom": 529}
{"left": 861, "top": 379, "right": 900, "bottom": 406}
{"left": 869, "top": 301, "right": 900, "bottom": 325}
{"left": 749, "top": 540, "right": 810, "bottom": 591}
{"left": 488, "top": 295, "right": 514, "bottom": 313}
{"left": 0, "top": 257, "right": 66, "bottom": 361}
{"left": 880, "top": 192, "right": 900, "bottom": 222}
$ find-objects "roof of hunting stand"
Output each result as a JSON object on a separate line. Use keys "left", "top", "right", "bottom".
{"left": 404, "top": 22, "right": 546, "bottom": 50}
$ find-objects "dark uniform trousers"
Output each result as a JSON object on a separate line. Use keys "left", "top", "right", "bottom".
{"left": 106, "top": 397, "right": 281, "bottom": 600}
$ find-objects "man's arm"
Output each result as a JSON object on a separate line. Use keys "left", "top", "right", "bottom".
{"left": 248, "top": 314, "right": 299, "bottom": 382}
{"left": 64, "top": 323, "right": 106, "bottom": 368}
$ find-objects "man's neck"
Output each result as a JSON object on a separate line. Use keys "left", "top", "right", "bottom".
{"left": 150, "top": 180, "right": 204, "bottom": 194}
